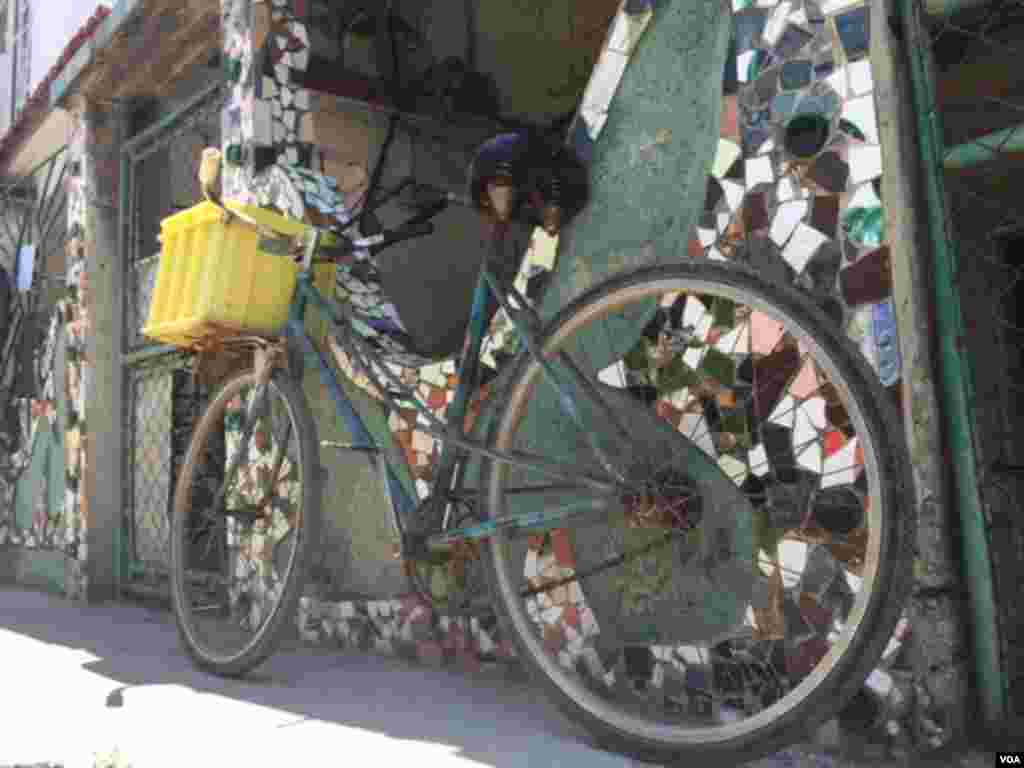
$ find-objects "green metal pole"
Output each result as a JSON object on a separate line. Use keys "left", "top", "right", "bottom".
{"left": 116, "top": 147, "right": 131, "bottom": 595}
{"left": 944, "top": 123, "right": 1024, "bottom": 171}
{"left": 924, "top": 0, "right": 990, "bottom": 18}
{"left": 900, "top": 0, "right": 1006, "bottom": 731}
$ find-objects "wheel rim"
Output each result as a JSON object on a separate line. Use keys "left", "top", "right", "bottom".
{"left": 487, "top": 273, "right": 888, "bottom": 746}
{"left": 172, "top": 376, "right": 306, "bottom": 667}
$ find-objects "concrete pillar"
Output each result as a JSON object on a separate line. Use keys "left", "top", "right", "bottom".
{"left": 63, "top": 95, "right": 131, "bottom": 603}
{"left": 872, "top": 0, "right": 969, "bottom": 752}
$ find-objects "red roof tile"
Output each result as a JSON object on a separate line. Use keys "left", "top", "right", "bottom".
{"left": 0, "top": 5, "right": 111, "bottom": 171}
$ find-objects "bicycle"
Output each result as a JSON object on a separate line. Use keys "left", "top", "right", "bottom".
{"left": 168, "top": 150, "right": 912, "bottom": 765}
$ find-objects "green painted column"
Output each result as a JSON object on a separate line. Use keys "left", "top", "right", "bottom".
{"left": 543, "top": 0, "right": 732, "bottom": 321}
{"left": 81, "top": 97, "right": 132, "bottom": 602}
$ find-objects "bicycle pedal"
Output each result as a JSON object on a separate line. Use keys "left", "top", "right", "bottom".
{"left": 321, "top": 441, "right": 380, "bottom": 453}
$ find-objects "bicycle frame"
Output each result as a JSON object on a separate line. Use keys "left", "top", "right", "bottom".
{"left": 280, "top": 240, "right": 627, "bottom": 560}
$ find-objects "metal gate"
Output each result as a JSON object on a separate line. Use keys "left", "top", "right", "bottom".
{"left": 0, "top": 146, "right": 70, "bottom": 530}
{"left": 120, "top": 81, "right": 225, "bottom": 591}
{"left": 900, "top": 0, "right": 1024, "bottom": 731}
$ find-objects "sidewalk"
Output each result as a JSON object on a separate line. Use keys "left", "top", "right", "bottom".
{"left": 0, "top": 587, "right": 987, "bottom": 768}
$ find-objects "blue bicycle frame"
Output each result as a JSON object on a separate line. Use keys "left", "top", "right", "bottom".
{"left": 279, "top": 236, "right": 626, "bottom": 559}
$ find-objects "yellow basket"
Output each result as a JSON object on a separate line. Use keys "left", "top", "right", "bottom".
{"left": 142, "top": 200, "right": 309, "bottom": 349}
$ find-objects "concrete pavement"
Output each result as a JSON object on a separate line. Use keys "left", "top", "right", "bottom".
{"left": 0, "top": 586, "right": 993, "bottom": 768}
{"left": 0, "top": 586, "right": 849, "bottom": 768}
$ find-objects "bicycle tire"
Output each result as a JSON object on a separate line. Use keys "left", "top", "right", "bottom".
{"left": 482, "top": 259, "right": 913, "bottom": 765}
{"left": 169, "top": 366, "right": 321, "bottom": 677}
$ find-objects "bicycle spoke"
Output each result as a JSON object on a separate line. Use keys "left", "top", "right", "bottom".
{"left": 483, "top": 263, "right": 907, "bottom": 758}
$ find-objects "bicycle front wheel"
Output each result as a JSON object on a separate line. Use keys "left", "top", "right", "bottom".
{"left": 483, "top": 259, "right": 912, "bottom": 764}
{"left": 170, "top": 367, "right": 321, "bottom": 677}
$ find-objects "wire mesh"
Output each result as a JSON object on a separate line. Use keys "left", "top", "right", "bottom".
{"left": 125, "top": 83, "right": 225, "bottom": 351}
{"left": 912, "top": 0, "right": 1024, "bottom": 720}
{"left": 126, "top": 355, "right": 208, "bottom": 578}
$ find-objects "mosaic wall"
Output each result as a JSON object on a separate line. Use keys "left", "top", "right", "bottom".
{"left": 222, "top": 0, "right": 317, "bottom": 201}
{"left": 59, "top": 106, "right": 90, "bottom": 600}
{"left": 219, "top": 0, "right": 912, "bottom": 745}
{"left": 0, "top": 110, "right": 91, "bottom": 600}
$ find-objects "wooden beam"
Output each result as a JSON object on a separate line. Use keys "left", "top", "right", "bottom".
{"left": 110, "top": 9, "right": 219, "bottom": 98}
{"left": 158, "top": 20, "right": 222, "bottom": 96}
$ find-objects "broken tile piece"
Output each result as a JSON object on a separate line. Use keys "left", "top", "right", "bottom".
{"left": 720, "top": 179, "right": 746, "bottom": 211}
{"left": 713, "top": 139, "right": 743, "bottom": 179}
{"left": 745, "top": 155, "right": 775, "bottom": 187}
{"left": 848, "top": 144, "right": 883, "bottom": 184}
{"left": 762, "top": 2, "right": 794, "bottom": 46}
{"left": 822, "top": 436, "right": 859, "bottom": 488}
{"left": 848, "top": 59, "right": 873, "bottom": 96}
{"left": 770, "top": 200, "right": 810, "bottom": 246}
{"left": 842, "top": 95, "right": 879, "bottom": 144}
{"left": 782, "top": 223, "right": 830, "bottom": 273}
{"left": 807, "top": 151, "right": 849, "bottom": 193}
{"left": 750, "top": 311, "right": 786, "bottom": 354}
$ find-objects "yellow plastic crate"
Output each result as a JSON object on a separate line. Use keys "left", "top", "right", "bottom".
{"left": 142, "top": 200, "right": 309, "bottom": 348}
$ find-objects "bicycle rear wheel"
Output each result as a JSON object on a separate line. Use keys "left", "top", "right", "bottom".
{"left": 170, "top": 367, "right": 321, "bottom": 677}
{"left": 483, "top": 259, "right": 912, "bottom": 764}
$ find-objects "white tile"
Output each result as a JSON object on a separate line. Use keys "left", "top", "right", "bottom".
{"left": 797, "top": 440, "right": 823, "bottom": 473}
{"left": 848, "top": 144, "right": 883, "bottom": 184}
{"left": 542, "top": 606, "right": 564, "bottom": 623}
{"left": 763, "top": 2, "right": 794, "bottom": 46}
{"left": 822, "top": 436, "right": 860, "bottom": 489}
{"left": 719, "top": 454, "right": 748, "bottom": 484}
{"left": 683, "top": 296, "right": 711, "bottom": 336}
{"left": 530, "top": 229, "right": 559, "bottom": 270}
{"left": 598, "top": 361, "right": 629, "bottom": 388}
{"left": 848, "top": 60, "right": 874, "bottom": 96}
{"left": 715, "top": 323, "right": 750, "bottom": 355}
{"left": 842, "top": 95, "right": 879, "bottom": 144}
{"left": 770, "top": 200, "right": 810, "bottom": 246}
{"left": 698, "top": 227, "right": 717, "bottom": 247}
{"left": 848, "top": 181, "right": 881, "bottom": 210}
{"left": 680, "top": 413, "right": 718, "bottom": 459}
{"left": 782, "top": 223, "right": 829, "bottom": 273}
{"left": 777, "top": 176, "right": 799, "bottom": 202}
{"left": 737, "top": 50, "right": 759, "bottom": 84}
{"left": 769, "top": 394, "right": 797, "bottom": 428}
{"left": 683, "top": 345, "right": 705, "bottom": 371}
{"left": 825, "top": 67, "right": 848, "bottom": 99}
{"left": 778, "top": 539, "right": 808, "bottom": 587}
{"left": 525, "top": 549, "right": 539, "bottom": 579}
{"left": 581, "top": 51, "right": 629, "bottom": 116}
{"left": 801, "top": 396, "right": 828, "bottom": 430}
{"left": 749, "top": 443, "right": 771, "bottom": 477}
{"left": 717, "top": 212, "right": 732, "bottom": 234}
{"left": 720, "top": 179, "right": 746, "bottom": 211}
{"left": 714, "top": 139, "right": 742, "bottom": 178}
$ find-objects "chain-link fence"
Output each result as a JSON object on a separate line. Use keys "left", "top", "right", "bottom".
{"left": 121, "top": 82, "right": 224, "bottom": 584}
{"left": 906, "top": 0, "right": 1024, "bottom": 723}
{"left": 125, "top": 82, "right": 225, "bottom": 353}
